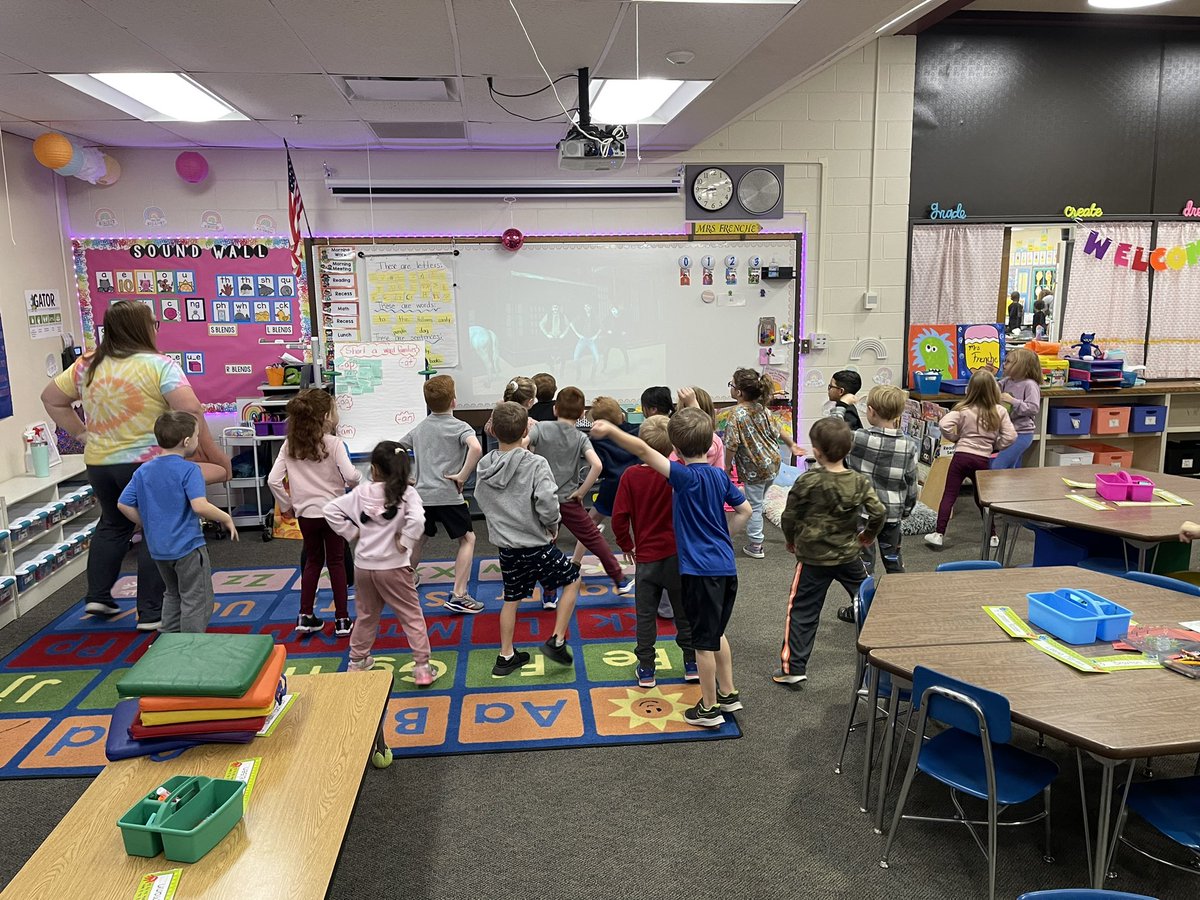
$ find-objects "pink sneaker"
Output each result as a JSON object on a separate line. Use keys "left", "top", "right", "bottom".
{"left": 347, "top": 656, "right": 375, "bottom": 672}
{"left": 413, "top": 662, "right": 435, "bottom": 686}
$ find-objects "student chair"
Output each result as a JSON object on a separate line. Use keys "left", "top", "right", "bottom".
{"left": 880, "top": 666, "right": 1059, "bottom": 900}
{"left": 1119, "top": 570, "right": 1200, "bottom": 598}
{"left": 1110, "top": 773, "right": 1200, "bottom": 878}
{"left": 936, "top": 560, "right": 1003, "bottom": 573}
{"left": 1016, "top": 891, "right": 1159, "bottom": 899}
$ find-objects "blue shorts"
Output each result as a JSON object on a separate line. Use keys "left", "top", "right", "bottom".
{"left": 497, "top": 543, "right": 580, "bottom": 603}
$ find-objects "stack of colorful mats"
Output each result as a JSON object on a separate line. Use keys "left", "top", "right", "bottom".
{"left": 106, "top": 633, "right": 287, "bottom": 762}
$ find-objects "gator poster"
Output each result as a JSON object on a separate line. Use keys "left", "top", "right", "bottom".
{"left": 957, "top": 323, "right": 1006, "bottom": 375}
{"left": 907, "top": 324, "right": 957, "bottom": 388}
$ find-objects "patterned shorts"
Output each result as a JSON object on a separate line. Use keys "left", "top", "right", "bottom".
{"left": 497, "top": 543, "right": 581, "bottom": 603}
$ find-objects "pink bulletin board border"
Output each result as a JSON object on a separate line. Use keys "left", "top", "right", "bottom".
{"left": 73, "top": 237, "right": 312, "bottom": 412}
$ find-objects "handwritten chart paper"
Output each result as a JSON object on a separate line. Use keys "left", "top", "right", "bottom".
{"left": 364, "top": 256, "right": 458, "bottom": 366}
{"left": 333, "top": 341, "right": 427, "bottom": 454}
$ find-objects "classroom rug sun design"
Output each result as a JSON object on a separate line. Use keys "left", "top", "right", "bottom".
{"left": 0, "top": 557, "right": 739, "bottom": 778}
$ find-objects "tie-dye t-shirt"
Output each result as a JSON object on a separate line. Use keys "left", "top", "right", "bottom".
{"left": 52, "top": 353, "right": 189, "bottom": 465}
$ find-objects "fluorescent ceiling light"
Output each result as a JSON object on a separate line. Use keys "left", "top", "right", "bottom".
{"left": 589, "top": 79, "right": 710, "bottom": 125}
{"left": 1088, "top": 0, "right": 1171, "bottom": 8}
{"left": 51, "top": 73, "right": 246, "bottom": 122}
{"left": 876, "top": 0, "right": 939, "bottom": 33}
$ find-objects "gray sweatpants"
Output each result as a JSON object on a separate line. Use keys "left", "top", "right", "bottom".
{"left": 156, "top": 546, "right": 215, "bottom": 633}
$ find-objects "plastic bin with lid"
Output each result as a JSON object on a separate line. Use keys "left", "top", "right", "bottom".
{"left": 14, "top": 563, "right": 36, "bottom": 592}
{"left": 46, "top": 500, "right": 66, "bottom": 526}
{"left": 8, "top": 517, "right": 32, "bottom": 545}
{"left": 0, "top": 576, "right": 14, "bottom": 605}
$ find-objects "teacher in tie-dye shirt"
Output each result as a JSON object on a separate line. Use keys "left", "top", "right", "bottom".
{"left": 40, "top": 301, "right": 217, "bottom": 631}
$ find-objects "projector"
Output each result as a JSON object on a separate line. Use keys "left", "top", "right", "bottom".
{"left": 557, "top": 124, "right": 627, "bottom": 171}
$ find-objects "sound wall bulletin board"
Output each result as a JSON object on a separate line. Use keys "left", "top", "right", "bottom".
{"left": 74, "top": 237, "right": 313, "bottom": 409}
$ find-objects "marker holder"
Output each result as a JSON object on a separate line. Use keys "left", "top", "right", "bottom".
{"left": 117, "top": 775, "right": 246, "bottom": 863}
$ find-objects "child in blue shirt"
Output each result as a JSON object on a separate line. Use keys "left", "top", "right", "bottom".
{"left": 591, "top": 387, "right": 751, "bottom": 728}
{"left": 118, "top": 411, "right": 238, "bottom": 632}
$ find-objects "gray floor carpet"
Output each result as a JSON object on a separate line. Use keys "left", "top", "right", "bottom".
{"left": 0, "top": 496, "right": 1194, "bottom": 899}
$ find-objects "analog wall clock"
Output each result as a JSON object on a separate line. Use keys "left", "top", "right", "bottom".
{"left": 692, "top": 167, "right": 733, "bottom": 212}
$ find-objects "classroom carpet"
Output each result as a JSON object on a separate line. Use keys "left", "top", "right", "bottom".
{"left": 0, "top": 556, "right": 737, "bottom": 778}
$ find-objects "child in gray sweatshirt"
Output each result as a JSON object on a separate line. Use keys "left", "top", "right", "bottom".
{"left": 473, "top": 401, "right": 581, "bottom": 677}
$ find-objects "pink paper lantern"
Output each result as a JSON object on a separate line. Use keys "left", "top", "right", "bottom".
{"left": 501, "top": 227, "right": 524, "bottom": 252}
{"left": 175, "top": 151, "right": 209, "bottom": 184}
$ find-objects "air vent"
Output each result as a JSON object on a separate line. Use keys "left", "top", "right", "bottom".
{"left": 341, "top": 77, "right": 457, "bottom": 102}
{"left": 368, "top": 122, "right": 467, "bottom": 141}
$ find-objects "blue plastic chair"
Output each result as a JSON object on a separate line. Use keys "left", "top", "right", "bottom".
{"left": 1017, "top": 891, "right": 1158, "bottom": 899}
{"left": 1119, "top": 570, "right": 1200, "bottom": 598}
{"left": 1110, "top": 773, "right": 1200, "bottom": 877}
{"left": 937, "top": 560, "right": 1003, "bottom": 572}
{"left": 880, "top": 666, "right": 1059, "bottom": 900}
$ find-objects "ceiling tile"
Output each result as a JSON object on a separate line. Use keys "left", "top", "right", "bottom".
{"left": 0, "top": 53, "right": 35, "bottom": 74}
{"left": 462, "top": 75, "right": 580, "bottom": 124}
{"left": 0, "top": 74, "right": 138, "bottom": 121}
{"left": 269, "top": 0, "right": 457, "bottom": 76}
{"left": 194, "top": 74, "right": 356, "bottom": 120}
{"left": 452, "top": 0, "right": 621, "bottom": 76}
{"left": 467, "top": 122, "right": 566, "bottom": 148}
{"left": 0, "top": 118, "right": 47, "bottom": 141}
{"left": 158, "top": 120, "right": 286, "bottom": 148}
{"left": 348, "top": 99, "right": 464, "bottom": 123}
{"left": 0, "top": 0, "right": 175, "bottom": 72}
{"left": 258, "top": 119, "right": 380, "bottom": 148}
{"left": 596, "top": 4, "right": 790, "bottom": 80}
{"left": 84, "top": 0, "right": 320, "bottom": 73}
{"left": 42, "top": 119, "right": 195, "bottom": 147}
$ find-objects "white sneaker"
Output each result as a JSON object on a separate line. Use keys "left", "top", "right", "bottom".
{"left": 989, "top": 535, "right": 1000, "bottom": 549}
{"left": 347, "top": 656, "right": 375, "bottom": 672}
{"left": 924, "top": 532, "right": 944, "bottom": 548}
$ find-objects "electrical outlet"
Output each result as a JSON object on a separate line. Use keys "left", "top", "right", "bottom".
{"left": 812, "top": 332, "right": 829, "bottom": 349}
{"left": 800, "top": 338, "right": 812, "bottom": 354}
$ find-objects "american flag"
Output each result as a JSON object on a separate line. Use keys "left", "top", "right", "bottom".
{"left": 286, "top": 142, "right": 306, "bottom": 279}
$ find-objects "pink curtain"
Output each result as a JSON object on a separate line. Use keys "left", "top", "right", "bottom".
{"left": 909, "top": 224, "right": 1005, "bottom": 324}
{"left": 1146, "top": 222, "right": 1200, "bottom": 378}
{"left": 1062, "top": 223, "right": 1151, "bottom": 366}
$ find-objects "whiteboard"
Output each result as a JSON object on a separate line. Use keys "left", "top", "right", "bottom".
{"left": 318, "top": 238, "right": 799, "bottom": 409}
{"left": 332, "top": 341, "right": 427, "bottom": 454}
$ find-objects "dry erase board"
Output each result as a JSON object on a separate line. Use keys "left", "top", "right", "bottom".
{"left": 313, "top": 237, "right": 799, "bottom": 409}
{"left": 332, "top": 340, "right": 427, "bottom": 454}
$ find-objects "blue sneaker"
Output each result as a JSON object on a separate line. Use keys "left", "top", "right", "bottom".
{"left": 542, "top": 587, "right": 558, "bottom": 610}
{"left": 683, "top": 660, "right": 699, "bottom": 683}
{"left": 636, "top": 665, "right": 656, "bottom": 688}
{"left": 616, "top": 577, "right": 636, "bottom": 596}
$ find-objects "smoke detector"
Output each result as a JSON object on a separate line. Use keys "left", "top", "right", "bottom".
{"left": 666, "top": 50, "right": 695, "bottom": 66}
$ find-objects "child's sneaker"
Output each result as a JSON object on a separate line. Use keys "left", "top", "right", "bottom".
{"left": 542, "top": 587, "right": 558, "bottom": 610}
{"left": 541, "top": 636, "right": 573, "bottom": 665}
{"left": 412, "top": 662, "right": 436, "bottom": 686}
{"left": 334, "top": 617, "right": 353, "bottom": 637}
{"left": 636, "top": 665, "right": 656, "bottom": 688}
{"left": 990, "top": 535, "right": 1000, "bottom": 549}
{"left": 683, "top": 700, "right": 725, "bottom": 728}
{"left": 616, "top": 577, "right": 636, "bottom": 596}
{"left": 924, "top": 532, "right": 944, "bottom": 549}
{"left": 492, "top": 649, "right": 531, "bottom": 676}
{"left": 683, "top": 660, "right": 700, "bottom": 683}
{"left": 716, "top": 689, "right": 743, "bottom": 712}
{"left": 296, "top": 614, "right": 324, "bottom": 633}
{"left": 443, "top": 593, "right": 484, "bottom": 614}
{"left": 347, "top": 655, "right": 375, "bottom": 672}
{"left": 772, "top": 669, "right": 807, "bottom": 687}
{"left": 743, "top": 543, "right": 766, "bottom": 559}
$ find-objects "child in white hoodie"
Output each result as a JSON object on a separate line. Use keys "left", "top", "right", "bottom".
{"left": 324, "top": 440, "right": 433, "bottom": 684}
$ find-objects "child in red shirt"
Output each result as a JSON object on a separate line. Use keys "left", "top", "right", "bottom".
{"left": 611, "top": 415, "right": 698, "bottom": 689}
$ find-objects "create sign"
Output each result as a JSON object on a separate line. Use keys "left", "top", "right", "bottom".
{"left": 1065, "top": 204, "right": 1103, "bottom": 218}
{"left": 1081, "top": 229, "right": 1200, "bottom": 273}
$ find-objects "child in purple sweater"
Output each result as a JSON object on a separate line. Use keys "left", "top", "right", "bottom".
{"left": 993, "top": 348, "right": 1042, "bottom": 470}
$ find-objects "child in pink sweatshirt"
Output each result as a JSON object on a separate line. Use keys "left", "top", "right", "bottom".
{"left": 324, "top": 440, "right": 434, "bottom": 685}
{"left": 924, "top": 369, "right": 1016, "bottom": 549}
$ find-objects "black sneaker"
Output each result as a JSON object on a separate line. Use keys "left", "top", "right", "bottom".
{"left": 296, "top": 614, "right": 325, "bottom": 633}
{"left": 837, "top": 606, "right": 855, "bottom": 624}
{"left": 683, "top": 700, "right": 725, "bottom": 728}
{"left": 85, "top": 599, "right": 120, "bottom": 616}
{"left": 541, "top": 636, "right": 573, "bottom": 665}
{"left": 334, "top": 617, "right": 353, "bottom": 637}
{"left": 492, "top": 649, "right": 531, "bottom": 676}
{"left": 716, "top": 689, "right": 743, "bottom": 712}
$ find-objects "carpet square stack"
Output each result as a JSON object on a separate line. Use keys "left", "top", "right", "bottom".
{"left": 106, "top": 633, "right": 287, "bottom": 761}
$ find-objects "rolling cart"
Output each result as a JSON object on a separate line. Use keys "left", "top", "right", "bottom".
{"left": 221, "top": 426, "right": 275, "bottom": 541}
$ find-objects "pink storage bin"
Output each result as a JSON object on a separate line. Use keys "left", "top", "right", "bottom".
{"left": 1095, "top": 470, "right": 1155, "bottom": 502}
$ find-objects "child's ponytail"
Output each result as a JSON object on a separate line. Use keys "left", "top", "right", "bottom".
{"left": 731, "top": 367, "right": 773, "bottom": 405}
{"left": 367, "top": 440, "right": 411, "bottom": 521}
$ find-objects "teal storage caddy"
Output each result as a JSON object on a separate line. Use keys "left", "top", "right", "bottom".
{"left": 117, "top": 775, "right": 245, "bottom": 863}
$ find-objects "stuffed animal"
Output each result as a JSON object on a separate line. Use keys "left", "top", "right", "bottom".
{"left": 1071, "top": 332, "right": 1104, "bottom": 360}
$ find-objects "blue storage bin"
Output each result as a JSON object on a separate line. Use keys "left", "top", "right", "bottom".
{"left": 913, "top": 371, "right": 943, "bottom": 394}
{"left": 1027, "top": 588, "right": 1132, "bottom": 644}
{"left": 941, "top": 378, "right": 970, "bottom": 395}
{"left": 1129, "top": 404, "right": 1167, "bottom": 433}
{"left": 1048, "top": 407, "right": 1093, "bottom": 435}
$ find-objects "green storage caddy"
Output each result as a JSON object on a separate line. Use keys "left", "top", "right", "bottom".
{"left": 117, "top": 775, "right": 246, "bottom": 863}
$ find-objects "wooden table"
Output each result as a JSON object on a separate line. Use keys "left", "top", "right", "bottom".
{"left": 976, "top": 465, "right": 1200, "bottom": 507}
{"left": 870, "top": 642, "right": 1200, "bottom": 888}
{"left": 0, "top": 671, "right": 392, "bottom": 900}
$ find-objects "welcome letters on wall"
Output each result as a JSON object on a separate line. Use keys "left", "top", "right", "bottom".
{"left": 74, "top": 238, "right": 311, "bottom": 409}
{"left": 1081, "top": 229, "right": 1200, "bottom": 274}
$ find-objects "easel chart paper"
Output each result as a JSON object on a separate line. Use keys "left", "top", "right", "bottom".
{"left": 364, "top": 254, "right": 458, "bottom": 366}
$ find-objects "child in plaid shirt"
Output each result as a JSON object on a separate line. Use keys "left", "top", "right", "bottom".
{"left": 845, "top": 384, "right": 917, "bottom": 602}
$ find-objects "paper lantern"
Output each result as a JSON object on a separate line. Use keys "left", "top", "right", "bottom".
{"left": 33, "top": 132, "right": 74, "bottom": 169}
{"left": 95, "top": 155, "right": 121, "bottom": 186}
{"left": 76, "top": 148, "right": 108, "bottom": 184}
{"left": 175, "top": 151, "right": 209, "bottom": 184}
{"left": 501, "top": 227, "right": 524, "bottom": 252}
{"left": 55, "top": 144, "right": 85, "bottom": 177}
